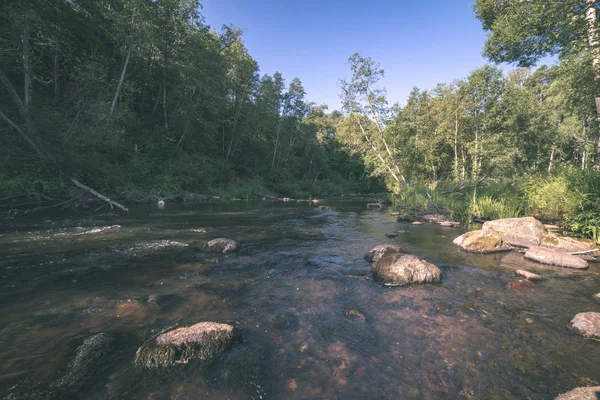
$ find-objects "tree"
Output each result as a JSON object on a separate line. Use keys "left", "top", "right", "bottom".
{"left": 474, "top": 0, "right": 600, "bottom": 163}
{"left": 340, "top": 53, "right": 406, "bottom": 190}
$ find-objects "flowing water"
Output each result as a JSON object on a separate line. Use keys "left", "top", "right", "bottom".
{"left": 0, "top": 201, "right": 599, "bottom": 399}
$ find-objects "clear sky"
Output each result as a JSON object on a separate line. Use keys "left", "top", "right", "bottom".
{"left": 200, "top": 0, "right": 533, "bottom": 110}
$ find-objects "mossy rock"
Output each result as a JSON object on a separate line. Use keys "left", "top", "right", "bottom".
{"left": 453, "top": 230, "right": 510, "bottom": 253}
{"left": 134, "top": 322, "right": 241, "bottom": 368}
{"left": 344, "top": 307, "right": 366, "bottom": 322}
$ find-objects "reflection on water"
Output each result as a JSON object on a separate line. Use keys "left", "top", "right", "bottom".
{"left": 0, "top": 201, "right": 598, "bottom": 399}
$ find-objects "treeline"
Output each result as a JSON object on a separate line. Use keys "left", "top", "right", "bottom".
{"left": 0, "top": 0, "right": 382, "bottom": 199}
{"left": 336, "top": 55, "right": 599, "bottom": 190}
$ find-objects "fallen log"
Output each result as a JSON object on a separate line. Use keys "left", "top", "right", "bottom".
{"left": 71, "top": 178, "right": 129, "bottom": 212}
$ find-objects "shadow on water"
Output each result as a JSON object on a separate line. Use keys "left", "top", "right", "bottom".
{"left": 0, "top": 200, "right": 599, "bottom": 399}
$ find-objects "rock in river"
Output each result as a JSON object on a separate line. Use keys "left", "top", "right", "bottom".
{"left": 453, "top": 230, "right": 510, "bottom": 253}
{"left": 421, "top": 214, "right": 447, "bottom": 223}
{"left": 364, "top": 244, "right": 404, "bottom": 264}
{"left": 555, "top": 386, "right": 600, "bottom": 400}
{"left": 371, "top": 253, "right": 441, "bottom": 286}
{"left": 570, "top": 312, "right": 600, "bottom": 339}
{"left": 541, "top": 234, "right": 595, "bottom": 253}
{"left": 515, "top": 269, "right": 544, "bottom": 281}
{"left": 202, "top": 238, "right": 240, "bottom": 253}
{"left": 524, "top": 246, "right": 588, "bottom": 269}
{"left": 135, "top": 322, "right": 239, "bottom": 367}
{"left": 481, "top": 217, "right": 547, "bottom": 247}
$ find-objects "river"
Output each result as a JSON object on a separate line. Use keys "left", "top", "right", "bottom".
{"left": 0, "top": 200, "right": 598, "bottom": 399}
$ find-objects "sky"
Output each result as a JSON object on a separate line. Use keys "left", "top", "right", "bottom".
{"left": 201, "top": 0, "right": 550, "bottom": 110}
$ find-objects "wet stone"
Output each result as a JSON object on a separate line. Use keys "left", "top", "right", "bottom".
{"left": 515, "top": 270, "right": 544, "bottom": 281}
{"left": 453, "top": 230, "right": 510, "bottom": 253}
{"left": 134, "top": 322, "right": 240, "bottom": 367}
{"left": 555, "top": 386, "right": 600, "bottom": 400}
{"left": 270, "top": 313, "right": 299, "bottom": 330}
{"left": 524, "top": 246, "right": 588, "bottom": 269}
{"left": 421, "top": 214, "right": 447, "bottom": 223}
{"left": 570, "top": 312, "right": 600, "bottom": 339}
{"left": 201, "top": 238, "right": 240, "bottom": 254}
{"left": 364, "top": 244, "right": 404, "bottom": 264}
{"left": 412, "top": 221, "right": 423, "bottom": 225}
{"left": 385, "top": 232, "right": 399, "bottom": 238}
{"left": 506, "top": 280, "right": 534, "bottom": 290}
{"left": 344, "top": 307, "right": 366, "bottom": 322}
{"left": 372, "top": 254, "right": 441, "bottom": 286}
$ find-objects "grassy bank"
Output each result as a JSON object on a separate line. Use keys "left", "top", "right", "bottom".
{"left": 393, "top": 167, "right": 600, "bottom": 243}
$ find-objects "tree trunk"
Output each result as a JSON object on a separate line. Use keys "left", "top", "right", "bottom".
{"left": 548, "top": 147, "right": 555, "bottom": 172}
{"left": 23, "top": 0, "right": 31, "bottom": 112}
{"left": 54, "top": 53, "right": 60, "bottom": 101}
{"left": 110, "top": 44, "right": 132, "bottom": 114}
{"left": 585, "top": 0, "right": 600, "bottom": 163}
{"left": 354, "top": 115, "right": 403, "bottom": 185}
{"left": 454, "top": 108, "right": 459, "bottom": 181}
{"left": 472, "top": 125, "right": 479, "bottom": 180}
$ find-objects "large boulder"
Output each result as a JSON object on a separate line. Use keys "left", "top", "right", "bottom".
{"left": 364, "top": 244, "right": 404, "bottom": 264}
{"left": 482, "top": 217, "right": 547, "bottom": 247}
{"left": 134, "top": 322, "right": 239, "bottom": 367}
{"left": 570, "top": 312, "right": 600, "bottom": 339}
{"left": 555, "top": 386, "right": 600, "bottom": 400}
{"left": 371, "top": 254, "right": 441, "bottom": 286}
{"left": 524, "top": 246, "right": 588, "bottom": 269}
{"left": 202, "top": 238, "right": 240, "bottom": 253}
{"left": 453, "top": 230, "right": 510, "bottom": 253}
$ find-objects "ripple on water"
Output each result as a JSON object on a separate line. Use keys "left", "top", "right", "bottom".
{"left": 0, "top": 201, "right": 599, "bottom": 399}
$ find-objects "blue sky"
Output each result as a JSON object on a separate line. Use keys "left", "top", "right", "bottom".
{"left": 201, "top": 0, "right": 548, "bottom": 110}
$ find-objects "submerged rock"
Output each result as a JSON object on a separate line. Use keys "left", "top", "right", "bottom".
{"left": 344, "top": 307, "right": 366, "bottom": 322}
{"left": 524, "top": 246, "right": 588, "bottom": 269}
{"left": 422, "top": 214, "right": 447, "bottom": 223}
{"left": 515, "top": 269, "right": 544, "bottom": 281}
{"left": 506, "top": 280, "right": 534, "bottom": 290}
{"left": 453, "top": 230, "right": 510, "bottom": 253}
{"left": 134, "top": 322, "right": 239, "bottom": 367}
{"left": 555, "top": 386, "right": 600, "bottom": 400}
{"left": 367, "top": 203, "right": 383, "bottom": 209}
{"left": 364, "top": 244, "right": 404, "bottom": 264}
{"left": 371, "top": 253, "right": 441, "bottom": 286}
{"left": 385, "top": 232, "right": 398, "bottom": 238}
{"left": 202, "top": 238, "right": 240, "bottom": 253}
{"left": 482, "top": 217, "right": 547, "bottom": 247}
{"left": 317, "top": 205, "right": 333, "bottom": 211}
{"left": 570, "top": 312, "right": 600, "bottom": 339}
{"left": 390, "top": 212, "right": 400, "bottom": 217}
{"left": 411, "top": 221, "right": 423, "bottom": 225}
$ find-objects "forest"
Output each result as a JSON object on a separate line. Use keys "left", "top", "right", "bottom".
{"left": 1, "top": 0, "right": 599, "bottom": 241}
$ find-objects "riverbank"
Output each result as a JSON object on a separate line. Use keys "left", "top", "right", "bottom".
{"left": 391, "top": 169, "right": 600, "bottom": 244}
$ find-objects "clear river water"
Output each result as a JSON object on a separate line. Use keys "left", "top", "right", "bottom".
{"left": 0, "top": 200, "right": 598, "bottom": 399}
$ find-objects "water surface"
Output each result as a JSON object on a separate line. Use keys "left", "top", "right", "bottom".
{"left": 1, "top": 201, "right": 599, "bottom": 399}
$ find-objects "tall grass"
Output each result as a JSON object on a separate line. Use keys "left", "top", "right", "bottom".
{"left": 392, "top": 167, "right": 600, "bottom": 243}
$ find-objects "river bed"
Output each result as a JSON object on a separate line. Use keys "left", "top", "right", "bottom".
{"left": 0, "top": 200, "right": 598, "bottom": 399}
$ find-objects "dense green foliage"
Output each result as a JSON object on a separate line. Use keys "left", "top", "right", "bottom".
{"left": 0, "top": 0, "right": 382, "bottom": 199}
{"left": 1, "top": 0, "right": 599, "bottom": 240}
